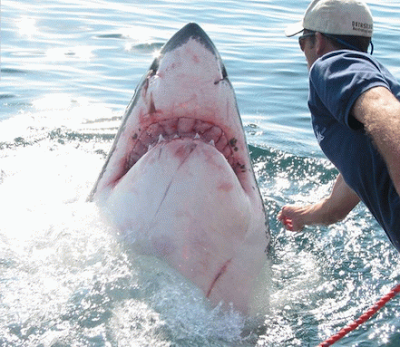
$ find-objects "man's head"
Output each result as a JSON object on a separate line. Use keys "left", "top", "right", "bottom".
{"left": 286, "top": 0, "right": 373, "bottom": 67}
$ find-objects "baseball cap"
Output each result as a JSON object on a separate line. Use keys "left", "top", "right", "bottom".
{"left": 285, "top": 0, "right": 373, "bottom": 38}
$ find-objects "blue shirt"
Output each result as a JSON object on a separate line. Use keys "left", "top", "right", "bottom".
{"left": 309, "top": 50, "right": 400, "bottom": 252}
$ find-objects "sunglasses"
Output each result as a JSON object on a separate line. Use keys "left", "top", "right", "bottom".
{"left": 298, "top": 32, "right": 374, "bottom": 55}
{"left": 298, "top": 32, "right": 315, "bottom": 51}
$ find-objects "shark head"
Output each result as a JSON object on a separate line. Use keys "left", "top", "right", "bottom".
{"left": 90, "top": 23, "right": 270, "bottom": 314}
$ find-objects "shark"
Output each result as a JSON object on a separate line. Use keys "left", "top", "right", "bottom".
{"left": 90, "top": 23, "right": 270, "bottom": 314}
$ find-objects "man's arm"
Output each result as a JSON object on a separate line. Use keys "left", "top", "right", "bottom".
{"left": 352, "top": 86, "right": 400, "bottom": 197}
{"left": 278, "top": 174, "right": 360, "bottom": 231}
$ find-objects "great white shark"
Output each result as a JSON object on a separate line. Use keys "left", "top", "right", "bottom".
{"left": 90, "top": 23, "right": 270, "bottom": 314}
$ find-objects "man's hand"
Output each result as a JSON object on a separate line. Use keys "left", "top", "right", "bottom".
{"left": 278, "top": 205, "right": 314, "bottom": 231}
{"left": 278, "top": 174, "right": 360, "bottom": 231}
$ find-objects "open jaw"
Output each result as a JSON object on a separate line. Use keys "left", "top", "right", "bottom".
{"left": 112, "top": 115, "right": 248, "bottom": 190}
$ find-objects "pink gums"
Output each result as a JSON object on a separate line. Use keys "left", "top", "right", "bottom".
{"left": 114, "top": 117, "right": 246, "bottom": 187}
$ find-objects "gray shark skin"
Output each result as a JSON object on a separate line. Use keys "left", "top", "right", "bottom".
{"left": 90, "top": 23, "right": 270, "bottom": 314}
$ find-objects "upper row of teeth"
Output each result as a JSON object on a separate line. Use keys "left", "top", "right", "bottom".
{"left": 148, "top": 133, "right": 216, "bottom": 150}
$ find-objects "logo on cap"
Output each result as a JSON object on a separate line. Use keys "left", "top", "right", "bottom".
{"left": 352, "top": 21, "right": 373, "bottom": 35}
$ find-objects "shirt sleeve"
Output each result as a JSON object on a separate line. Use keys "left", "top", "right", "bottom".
{"left": 309, "top": 51, "right": 390, "bottom": 129}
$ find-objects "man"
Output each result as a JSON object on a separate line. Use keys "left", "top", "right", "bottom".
{"left": 278, "top": 0, "right": 400, "bottom": 252}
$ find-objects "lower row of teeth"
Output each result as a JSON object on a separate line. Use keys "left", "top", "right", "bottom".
{"left": 128, "top": 130, "right": 235, "bottom": 168}
{"left": 146, "top": 133, "right": 216, "bottom": 150}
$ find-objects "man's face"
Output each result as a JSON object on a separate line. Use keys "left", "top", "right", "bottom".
{"left": 298, "top": 31, "right": 319, "bottom": 69}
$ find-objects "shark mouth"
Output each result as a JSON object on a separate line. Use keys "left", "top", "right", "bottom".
{"left": 113, "top": 116, "right": 246, "bottom": 189}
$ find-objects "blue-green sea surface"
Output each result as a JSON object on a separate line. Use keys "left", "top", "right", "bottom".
{"left": 1, "top": 1, "right": 400, "bottom": 346}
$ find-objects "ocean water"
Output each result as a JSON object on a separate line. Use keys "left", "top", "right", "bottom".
{"left": 1, "top": 1, "right": 400, "bottom": 346}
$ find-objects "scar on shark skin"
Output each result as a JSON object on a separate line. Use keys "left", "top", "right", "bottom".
{"left": 206, "top": 259, "right": 232, "bottom": 298}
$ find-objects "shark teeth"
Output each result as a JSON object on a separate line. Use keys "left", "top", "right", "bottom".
{"left": 129, "top": 119, "right": 237, "bottom": 174}
{"left": 158, "top": 134, "right": 165, "bottom": 143}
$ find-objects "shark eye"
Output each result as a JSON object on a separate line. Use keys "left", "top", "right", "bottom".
{"left": 222, "top": 65, "right": 227, "bottom": 79}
